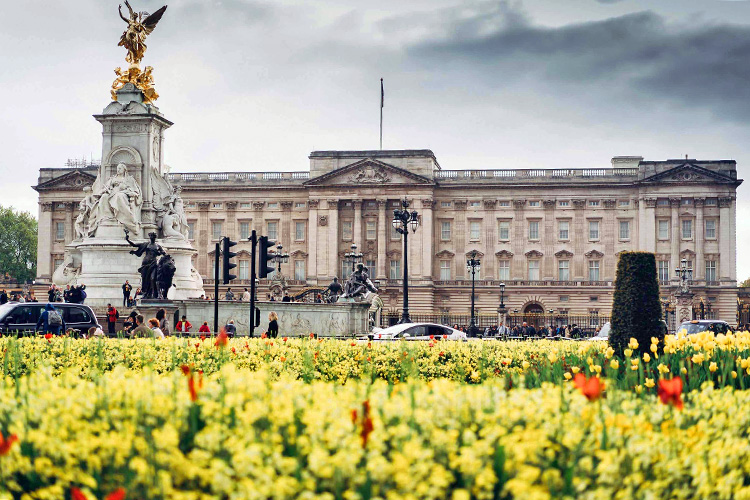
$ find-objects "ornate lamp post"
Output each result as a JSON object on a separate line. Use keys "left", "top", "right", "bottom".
{"left": 392, "top": 199, "right": 419, "bottom": 324}
{"left": 497, "top": 281, "right": 507, "bottom": 336}
{"left": 466, "top": 250, "right": 481, "bottom": 337}
{"left": 675, "top": 258, "right": 693, "bottom": 294}
{"left": 272, "top": 243, "right": 290, "bottom": 274}
{"left": 344, "top": 243, "right": 363, "bottom": 273}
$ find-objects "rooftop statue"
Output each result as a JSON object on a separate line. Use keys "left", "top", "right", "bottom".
{"left": 118, "top": 1, "right": 168, "bottom": 66}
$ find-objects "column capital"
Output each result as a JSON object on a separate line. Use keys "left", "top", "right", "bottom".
{"left": 669, "top": 197, "right": 682, "bottom": 207}
{"left": 512, "top": 199, "right": 526, "bottom": 209}
{"left": 694, "top": 197, "right": 706, "bottom": 207}
{"left": 603, "top": 199, "right": 617, "bottom": 209}
{"left": 644, "top": 197, "right": 657, "bottom": 208}
{"left": 197, "top": 201, "right": 211, "bottom": 210}
{"left": 225, "top": 201, "right": 237, "bottom": 211}
{"left": 326, "top": 199, "right": 339, "bottom": 210}
{"left": 281, "top": 201, "right": 294, "bottom": 211}
{"left": 421, "top": 199, "right": 435, "bottom": 209}
{"left": 572, "top": 199, "right": 586, "bottom": 209}
{"left": 454, "top": 200, "right": 467, "bottom": 211}
{"left": 718, "top": 196, "right": 734, "bottom": 208}
{"left": 542, "top": 199, "right": 556, "bottom": 209}
{"left": 40, "top": 202, "right": 53, "bottom": 212}
{"left": 64, "top": 202, "right": 76, "bottom": 211}
{"left": 352, "top": 200, "right": 363, "bottom": 209}
{"left": 483, "top": 199, "right": 497, "bottom": 210}
{"left": 308, "top": 199, "right": 319, "bottom": 209}
{"left": 252, "top": 201, "right": 265, "bottom": 211}
{"left": 376, "top": 199, "right": 388, "bottom": 209}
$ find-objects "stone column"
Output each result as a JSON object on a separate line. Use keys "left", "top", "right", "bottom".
{"left": 225, "top": 201, "right": 237, "bottom": 239}
{"left": 252, "top": 201, "right": 265, "bottom": 234}
{"left": 542, "top": 200, "right": 555, "bottom": 279}
{"left": 694, "top": 198, "right": 705, "bottom": 280}
{"left": 377, "top": 199, "right": 387, "bottom": 280}
{"left": 197, "top": 201, "right": 211, "bottom": 276}
{"left": 512, "top": 199, "right": 526, "bottom": 280}
{"left": 572, "top": 199, "right": 586, "bottom": 279}
{"left": 37, "top": 202, "right": 54, "bottom": 280}
{"left": 603, "top": 199, "right": 617, "bottom": 280}
{"left": 308, "top": 199, "right": 319, "bottom": 282}
{"left": 670, "top": 197, "right": 681, "bottom": 281}
{"left": 353, "top": 200, "right": 362, "bottom": 248}
{"left": 719, "top": 197, "right": 733, "bottom": 281}
{"left": 454, "top": 200, "right": 467, "bottom": 278}
{"left": 641, "top": 198, "right": 657, "bottom": 253}
{"left": 421, "top": 199, "right": 435, "bottom": 279}
{"left": 64, "top": 202, "right": 75, "bottom": 243}
{"left": 281, "top": 201, "right": 293, "bottom": 248}
{"left": 327, "top": 200, "right": 339, "bottom": 279}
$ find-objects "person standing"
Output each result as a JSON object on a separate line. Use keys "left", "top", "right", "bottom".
{"left": 63, "top": 285, "right": 71, "bottom": 303}
{"left": 47, "top": 286, "right": 56, "bottom": 303}
{"left": 224, "top": 319, "right": 237, "bottom": 338}
{"left": 267, "top": 311, "right": 279, "bottom": 338}
{"left": 156, "top": 308, "right": 170, "bottom": 336}
{"left": 176, "top": 315, "right": 193, "bottom": 335}
{"left": 122, "top": 280, "right": 132, "bottom": 307}
{"left": 0, "top": 289, "right": 7, "bottom": 305}
{"left": 106, "top": 304, "right": 119, "bottom": 335}
{"left": 36, "top": 303, "right": 66, "bottom": 336}
{"left": 198, "top": 321, "right": 210, "bottom": 334}
{"left": 241, "top": 288, "right": 251, "bottom": 301}
{"left": 225, "top": 288, "right": 235, "bottom": 301}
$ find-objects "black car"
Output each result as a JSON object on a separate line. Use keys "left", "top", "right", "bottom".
{"left": 0, "top": 302, "right": 101, "bottom": 335}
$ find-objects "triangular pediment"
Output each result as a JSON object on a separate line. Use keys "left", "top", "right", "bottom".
{"left": 304, "top": 158, "right": 434, "bottom": 187}
{"left": 641, "top": 163, "right": 737, "bottom": 185}
{"left": 33, "top": 170, "right": 98, "bottom": 191}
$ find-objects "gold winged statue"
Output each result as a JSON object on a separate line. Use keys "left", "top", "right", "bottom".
{"left": 112, "top": 2, "right": 167, "bottom": 103}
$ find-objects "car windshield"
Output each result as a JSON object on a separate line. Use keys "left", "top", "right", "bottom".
{"left": 0, "top": 303, "right": 15, "bottom": 320}
{"left": 678, "top": 322, "right": 714, "bottom": 335}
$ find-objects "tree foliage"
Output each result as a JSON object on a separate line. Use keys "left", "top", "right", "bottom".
{"left": 609, "top": 252, "right": 663, "bottom": 354}
{"left": 739, "top": 277, "right": 750, "bottom": 288}
{"left": 0, "top": 205, "right": 37, "bottom": 283}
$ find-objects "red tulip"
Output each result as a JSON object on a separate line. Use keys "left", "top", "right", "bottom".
{"left": 573, "top": 373, "right": 604, "bottom": 401}
{"left": 180, "top": 364, "right": 191, "bottom": 376}
{"left": 188, "top": 375, "right": 198, "bottom": 402}
{"left": 215, "top": 330, "right": 228, "bottom": 347}
{"left": 658, "top": 377, "right": 684, "bottom": 410}
{"left": 71, "top": 488, "right": 87, "bottom": 500}
{"left": 44, "top": 333, "right": 52, "bottom": 340}
{"left": 0, "top": 431, "right": 18, "bottom": 455}
{"left": 106, "top": 488, "right": 126, "bottom": 500}
{"left": 360, "top": 400, "right": 374, "bottom": 448}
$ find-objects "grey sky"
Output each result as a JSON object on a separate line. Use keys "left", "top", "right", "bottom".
{"left": 2, "top": 0, "right": 750, "bottom": 278}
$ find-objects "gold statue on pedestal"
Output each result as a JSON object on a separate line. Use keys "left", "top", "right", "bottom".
{"left": 111, "top": 1, "right": 167, "bottom": 104}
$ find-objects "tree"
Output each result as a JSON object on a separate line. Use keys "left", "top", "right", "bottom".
{"left": 0, "top": 206, "right": 37, "bottom": 283}
{"left": 609, "top": 252, "right": 663, "bottom": 355}
{"left": 739, "top": 277, "right": 750, "bottom": 288}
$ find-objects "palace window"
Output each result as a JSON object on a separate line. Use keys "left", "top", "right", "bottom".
{"left": 528, "top": 260, "right": 540, "bottom": 281}
{"left": 657, "top": 198, "right": 670, "bottom": 206}
{"left": 619, "top": 200, "right": 630, "bottom": 207}
{"left": 588, "top": 260, "right": 600, "bottom": 281}
{"left": 391, "top": 224, "right": 400, "bottom": 240}
{"left": 389, "top": 260, "right": 401, "bottom": 279}
{"left": 239, "top": 260, "right": 249, "bottom": 280}
{"left": 469, "top": 201, "right": 480, "bottom": 208}
{"left": 55, "top": 222, "right": 65, "bottom": 240}
{"left": 682, "top": 220, "right": 693, "bottom": 239}
{"left": 528, "top": 221, "right": 539, "bottom": 240}
{"left": 295, "top": 202, "right": 306, "bottom": 208}
{"left": 213, "top": 203, "right": 222, "bottom": 209}
{"left": 528, "top": 201, "right": 539, "bottom": 207}
{"left": 342, "top": 220, "right": 353, "bottom": 241}
{"left": 658, "top": 220, "right": 669, "bottom": 240}
{"left": 212, "top": 221, "right": 222, "bottom": 240}
{"left": 498, "top": 220, "right": 510, "bottom": 241}
{"left": 365, "top": 220, "right": 376, "bottom": 240}
{"left": 469, "top": 221, "right": 481, "bottom": 241}
{"left": 54, "top": 258, "right": 64, "bottom": 270}
{"left": 558, "top": 221, "right": 569, "bottom": 240}
{"left": 558, "top": 260, "right": 570, "bottom": 281}
{"left": 588, "top": 220, "right": 600, "bottom": 240}
{"left": 589, "top": 200, "right": 600, "bottom": 207}
{"left": 440, "top": 261, "right": 451, "bottom": 280}
{"left": 440, "top": 201, "right": 452, "bottom": 208}
{"left": 498, "top": 260, "right": 510, "bottom": 280}
{"left": 682, "top": 198, "right": 692, "bottom": 206}
{"left": 365, "top": 259, "right": 376, "bottom": 272}
{"left": 240, "top": 202, "right": 251, "bottom": 209}
{"left": 240, "top": 222, "right": 250, "bottom": 240}
{"left": 498, "top": 201, "right": 510, "bottom": 207}
{"left": 295, "top": 221, "right": 306, "bottom": 241}
{"left": 441, "top": 221, "right": 451, "bottom": 241}
{"left": 558, "top": 201, "right": 570, "bottom": 207}
{"left": 706, "top": 260, "right": 717, "bottom": 282}
{"left": 266, "top": 221, "right": 278, "bottom": 241}
{"left": 187, "top": 222, "right": 195, "bottom": 240}
{"left": 619, "top": 220, "right": 630, "bottom": 240}
{"left": 658, "top": 260, "right": 670, "bottom": 282}
{"left": 294, "top": 260, "right": 306, "bottom": 281}
{"left": 267, "top": 202, "right": 278, "bottom": 209}
{"left": 705, "top": 198, "right": 717, "bottom": 206}
{"left": 705, "top": 219, "right": 716, "bottom": 239}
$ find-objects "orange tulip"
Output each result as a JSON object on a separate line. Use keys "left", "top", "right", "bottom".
{"left": 215, "top": 330, "right": 228, "bottom": 347}
{"left": 106, "top": 488, "right": 126, "bottom": 500}
{"left": 657, "top": 377, "right": 684, "bottom": 410}
{"left": 0, "top": 431, "right": 18, "bottom": 455}
{"left": 573, "top": 373, "right": 604, "bottom": 401}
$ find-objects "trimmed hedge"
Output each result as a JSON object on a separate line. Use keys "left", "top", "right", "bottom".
{"left": 609, "top": 251, "right": 663, "bottom": 354}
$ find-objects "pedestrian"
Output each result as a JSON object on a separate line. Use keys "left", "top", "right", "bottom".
{"left": 198, "top": 321, "right": 210, "bottom": 333}
{"left": 129, "top": 314, "right": 152, "bottom": 338}
{"left": 225, "top": 288, "right": 235, "bottom": 301}
{"left": 267, "top": 311, "right": 279, "bottom": 338}
{"left": 176, "top": 315, "right": 193, "bottom": 335}
{"left": 241, "top": 288, "right": 251, "bottom": 301}
{"left": 36, "top": 303, "right": 66, "bottom": 336}
{"left": 282, "top": 293, "right": 291, "bottom": 303}
{"left": 148, "top": 318, "right": 165, "bottom": 338}
{"left": 78, "top": 284, "right": 87, "bottom": 304}
{"left": 269, "top": 294, "right": 276, "bottom": 302}
{"left": 0, "top": 289, "right": 7, "bottom": 305}
{"left": 224, "top": 319, "right": 237, "bottom": 338}
{"left": 134, "top": 288, "right": 142, "bottom": 302}
{"left": 64, "top": 285, "right": 71, "bottom": 303}
{"left": 87, "top": 325, "right": 105, "bottom": 337}
{"left": 47, "top": 286, "right": 56, "bottom": 302}
{"left": 106, "top": 303, "right": 119, "bottom": 335}
{"left": 123, "top": 309, "right": 138, "bottom": 334}
{"left": 156, "top": 308, "right": 170, "bottom": 336}
{"left": 122, "top": 280, "right": 132, "bottom": 307}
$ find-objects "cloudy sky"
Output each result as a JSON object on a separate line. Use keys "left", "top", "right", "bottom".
{"left": 3, "top": 0, "right": 750, "bottom": 278}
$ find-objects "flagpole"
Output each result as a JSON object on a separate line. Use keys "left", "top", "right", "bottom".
{"left": 379, "top": 78, "right": 383, "bottom": 150}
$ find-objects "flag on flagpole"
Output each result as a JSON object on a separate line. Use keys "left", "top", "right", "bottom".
{"left": 381, "top": 78, "right": 384, "bottom": 108}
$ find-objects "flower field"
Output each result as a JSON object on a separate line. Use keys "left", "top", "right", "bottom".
{"left": 1, "top": 332, "right": 750, "bottom": 499}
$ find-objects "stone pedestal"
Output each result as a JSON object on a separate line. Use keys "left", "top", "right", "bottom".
{"left": 675, "top": 292, "right": 694, "bottom": 325}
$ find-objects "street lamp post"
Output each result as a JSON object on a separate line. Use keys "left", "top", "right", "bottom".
{"left": 466, "top": 250, "right": 481, "bottom": 337}
{"left": 497, "top": 282, "right": 507, "bottom": 337}
{"left": 272, "top": 243, "right": 290, "bottom": 274}
{"left": 344, "top": 243, "right": 363, "bottom": 273}
{"left": 392, "top": 199, "right": 419, "bottom": 324}
{"left": 675, "top": 258, "right": 693, "bottom": 294}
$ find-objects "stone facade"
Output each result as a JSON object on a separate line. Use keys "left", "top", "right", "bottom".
{"left": 35, "top": 151, "right": 742, "bottom": 322}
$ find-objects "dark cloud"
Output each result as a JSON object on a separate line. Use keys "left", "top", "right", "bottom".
{"left": 410, "top": 8, "right": 750, "bottom": 121}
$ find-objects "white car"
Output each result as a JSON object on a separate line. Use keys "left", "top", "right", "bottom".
{"left": 590, "top": 322, "right": 611, "bottom": 341}
{"left": 368, "top": 323, "right": 467, "bottom": 341}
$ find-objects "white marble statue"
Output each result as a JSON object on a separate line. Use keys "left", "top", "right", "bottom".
{"left": 90, "top": 163, "right": 142, "bottom": 234}
{"left": 151, "top": 168, "right": 189, "bottom": 240}
{"left": 74, "top": 186, "right": 101, "bottom": 240}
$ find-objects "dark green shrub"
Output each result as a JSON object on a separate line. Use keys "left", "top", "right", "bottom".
{"left": 609, "top": 252, "right": 663, "bottom": 354}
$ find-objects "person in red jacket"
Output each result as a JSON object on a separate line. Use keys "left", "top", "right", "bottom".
{"left": 106, "top": 304, "right": 119, "bottom": 335}
{"left": 198, "top": 321, "right": 210, "bottom": 333}
{"left": 175, "top": 315, "right": 193, "bottom": 335}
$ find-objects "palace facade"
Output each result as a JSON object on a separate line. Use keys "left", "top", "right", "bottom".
{"left": 34, "top": 150, "right": 741, "bottom": 326}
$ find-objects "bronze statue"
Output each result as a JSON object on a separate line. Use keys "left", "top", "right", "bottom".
{"left": 118, "top": 2, "right": 168, "bottom": 66}
{"left": 342, "top": 264, "right": 378, "bottom": 299}
{"left": 125, "top": 230, "right": 166, "bottom": 299}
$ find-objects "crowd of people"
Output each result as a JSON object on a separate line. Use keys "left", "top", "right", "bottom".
{"left": 46, "top": 284, "right": 88, "bottom": 304}
{"left": 450, "top": 322, "right": 585, "bottom": 339}
{"left": 0, "top": 289, "right": 37, "bottom": 304}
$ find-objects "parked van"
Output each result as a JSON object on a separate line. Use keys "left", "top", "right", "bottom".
{"left": 0, "top": 302, "right": 101, "bottom": 335}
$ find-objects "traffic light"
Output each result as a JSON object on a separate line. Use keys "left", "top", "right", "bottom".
{"left": 258, "top": 235, "right": 276, "bottom": 278}
{"left": 222, "top": 237, "right": 237, "bottom": 284}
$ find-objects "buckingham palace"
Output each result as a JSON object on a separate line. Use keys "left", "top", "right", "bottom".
{"left": 34, "top": 149, "right": 741, "bottom": 325}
